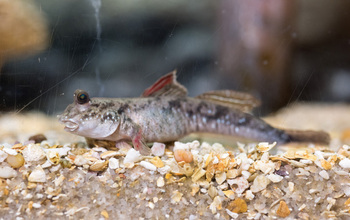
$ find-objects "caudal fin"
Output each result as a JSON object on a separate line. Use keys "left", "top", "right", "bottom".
{"left": 285, "top": 129, "right": 330, "bottom": 145}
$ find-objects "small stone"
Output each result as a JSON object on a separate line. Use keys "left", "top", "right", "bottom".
{"left": 157, "top": 177, "right": 165, "bottom": 187}
{"left": 245, "top": 190, "right": 255, "bottom": 200}
{"left": 344, "top": 198, "right": 350, "bottom": 206}
{"left": 227, "top": 198, "right": 248, "bottom": 213}
{"left": 47, "top": 151, "right": 60, "bottom": 165}
{"left": 226, "top": 209, "right": 239, "bottom": 219}
{"left": 208, "top": 185, "right": 218, "bottom": 198}
{"left": 171, "top": 191, "right": 183, "bottom": 204}
{"left": 209, "top": 196, "right": 223, "bottom": 214}
{"left": 3, "top": 148, "right": 17, "bottom": 156}
{"left": 28, "top": 166, "right": 46, "bottom": 183}
{"left": 226, "top": 169, "right": 239, "bottom": 179}
{"left": 6, "top": 154, "right": 24, "bottom": 168}
{"left": 250, "top": 175, "right": 270, "bottom": 193}
{"left": 215, "top": 172, "right": 226, "bottom": 185}
{"left": 151, "top": 142, "right": 166, "bottom": 156}
{"left": 100, "top": 151, "right": 118, "bottom": 159}
{"left": 223, "top": 190, "right": 235, "bottom": 199}
{"left": 89, "top": 160, "right": 108, "bottom": 172}
{"left": 276, "top": 200, "right": 290, "bottom": 218}
{"left": 257, "top": 142, "right": 276, "bottom": 152}
{"left": 22, "top": 144, "right": 46, "bottom": 162}
{"left": 148, "top": 202, "right": 155, "bottom": 210}
{"left": 321, "top": 159, "right": 332, "bottom": 170}
{"left": 0, "top": 150, "right": 8, "bottom": 162}
{"left": 28, "top": 134, "right": 47, "bottom": 143}
{"left": 319, "top": 170, "right": 329, "bottom": 180}
{"left": 108, "top": 158, "right": 119, "bottom": 169}
{"left": 0, "top": 166, "right": 17, "bottom": 178}
{"left": 54, "top": 175, "right": 65, "bottom": 187}
{"left": 192, "top": 168, "right": 206, "bottom": 182}
{"left": 228, "top": 177, "right": 249, "bottom": 195}
{"left": 339, "top": 158, "right": 350, "bottom": 169}
{"left": 74, "top": 155, "right": 89, "bottom": 166}
{"left": 174, "top": 149, "right": 193, "bottom": 163}
{"left": 150, "top": 156, "right": 164, "bottom": 168}
{"left": 101, "top": 210, "right": 109, "bottom": 219}
{"left": 124, "top": 148, "right": 142, "bottom": 164}
{"left": 266, "top": 174, "right": 283, "bottom": 183}
{"left": 140, "top": 161, "right": 157, "bottom": 171}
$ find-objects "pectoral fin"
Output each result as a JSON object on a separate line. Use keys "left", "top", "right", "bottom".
{"left": 196, "top": 90, "right": 260, "bottom": 112}
{"left": 142, "top": 70, "right": 188, "bottom": 97}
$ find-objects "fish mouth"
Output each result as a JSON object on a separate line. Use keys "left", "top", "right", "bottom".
{"left": 61, "top": 119, "right": 79, "bottom": 132}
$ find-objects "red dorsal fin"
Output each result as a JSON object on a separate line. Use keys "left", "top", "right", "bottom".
{"left": 196, "top": 90, "right": 260, "bottom": 112}
{"left": 142, "top": 70, "right": 188, "bottom": 97}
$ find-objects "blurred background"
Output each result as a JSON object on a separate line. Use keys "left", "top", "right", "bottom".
{"left": 1, "top": 0, "right": 350, "bottom": 115}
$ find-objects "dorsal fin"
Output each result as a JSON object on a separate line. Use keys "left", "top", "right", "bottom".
{"left": 196, "top": 90, "right": 260, "bottom": 112}
{"left": 142, "top": 70, "right": 188, "bottom": 97}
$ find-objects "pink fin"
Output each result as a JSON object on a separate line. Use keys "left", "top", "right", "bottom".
{"left": 142, "top": 70, "right": 187, "bottom": 97}
{"left": 196, "top": 90, "right": 260, "bottom": 112}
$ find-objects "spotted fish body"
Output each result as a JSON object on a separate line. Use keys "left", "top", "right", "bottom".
{"left": 59, "top": 71, "right": 329, "bottom": 155}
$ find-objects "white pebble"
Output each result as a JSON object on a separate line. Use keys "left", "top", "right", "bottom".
{"left": 250, "top": 175, "right": 270, "bottom": 193}
{"left": 22, "top": 144, "right": 46, "bottom": 162}
{"left": 151, "top": 142, "right": 165, "bottom": 156}
{"left": 267, "top": 174, "right": 283, "bottom": 183}
{"left": 245, "top": 190, "right": 255, "bottom": 200}
{"left": 140, "top": 161, "right": 157, "bottom": 171}
{"left": 339, "top": 158, "right": 350, "bottom": 169}
{"left": 124, "top": 148, "right": 142, "bottom": 164}
{"left": 32, "top": 203, "right": 41, "bottom": 208}
{"left": 157, "top": 177, "right": 165, "bottom": 187}
{"left": 3, "top": 148, "right": 17, "bottom": 156}
{"left": 319, "top": 170, "right": 329, "bottom": 180}
{"left": 28, "top": 166, "right": 46, "bottom": 183}
{"left": 108, "top": 158, "right": 119, "bottom": 169}
{"left": 0, "top": 150, "right": 8, "bottom": 162}
{"left": 226, "top": 209, "right": 239, "bottom": 219}
{"left": 0, "top": 166, "right": 17, "bottom": 178}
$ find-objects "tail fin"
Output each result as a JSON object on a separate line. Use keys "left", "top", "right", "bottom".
{"left": 285, "top": 129, "right": 330, "bottom": 145}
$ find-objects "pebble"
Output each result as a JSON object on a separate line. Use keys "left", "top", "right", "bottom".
{"left": 28, "top": 166, "right": 46, "bottom": 183}
{"left": 174, "top": 149, "right": 193, "bottom": 163}
{"left": 339, "top": 158, "right": 350, "bottom": 169}
{"left": 0, "top": 150, "right": 7, "bottom": 162}
{"left": 156, "top": 176, "right": 165, "bottom": 187}
{"left": 6, "top": 154, "right": 25, "bottom": 168}
{"left": 0, "top": 166, "right": 17, "bottom": 178}
{"left": 22, "top": 144, "right": 46, "bottom": 162}
{"left": 140, "top": 161, "right": 157, "bottom": 171}
{"left": 319, "top": 170, "right": 329, "bottom": 179}
{"left": 151, "top": 142, "right": 165, "bottom": 156}
{"left": 227, "top": 198, "right": 247, "bottom": 213}
{"left": 276, "top": 200, "right": 291, "bottom": 217}
{"left": 124, "top": 148, "right": 142, "bottom": 164}
{"left": 89, "top": 160, "right": 108, "bottom": 172}
{"left": 108, "top": 158, "right": 119, "bottom": 169}
{"left": 250, "top": 175, "right": 270, "bottom": 193}
{"left": 266, "top": 174, "right": 283, "bottom": 183}
{"left": 28, "top": 134, "right": 47, "bottom": 143}
{"left": 3, "top": 148, "right": 17, "bottom": 156}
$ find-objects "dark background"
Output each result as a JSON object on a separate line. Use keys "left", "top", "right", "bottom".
{"left": 1, "top": 0, "right": 350, "bottom": 115}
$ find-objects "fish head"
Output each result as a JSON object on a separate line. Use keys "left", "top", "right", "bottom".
{"left": 59, "top": 89, "right": 120, "bottom": 139}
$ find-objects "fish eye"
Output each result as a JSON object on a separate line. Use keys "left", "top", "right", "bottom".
{"left": 74, "top": 90, "right": 90, "bottom": 104}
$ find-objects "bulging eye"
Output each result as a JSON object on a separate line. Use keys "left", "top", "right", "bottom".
{"left": 74, "top": 90, "right": 90, "bottom": 104}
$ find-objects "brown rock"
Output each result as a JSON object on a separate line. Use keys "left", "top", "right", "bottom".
{"left": 227, "top": 198, "right": 248, "bottom": 213}
{"left": 276, "top": 200, "right": 291, "bottom": 218}
{"left": 28, "top": 134, "right": 47, "bottom": 144}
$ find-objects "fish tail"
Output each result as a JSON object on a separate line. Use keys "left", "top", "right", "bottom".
{"left": 284, "top": 129, "right": 330, "bottom": 145}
